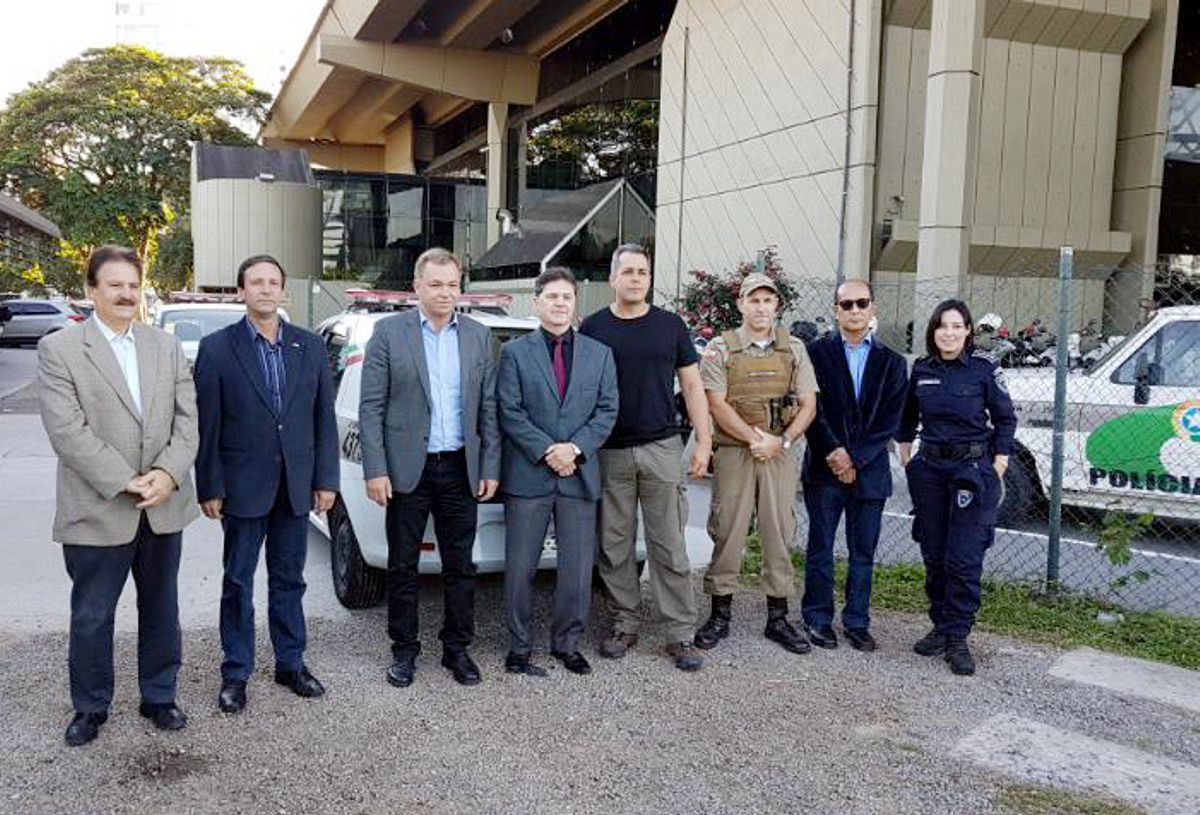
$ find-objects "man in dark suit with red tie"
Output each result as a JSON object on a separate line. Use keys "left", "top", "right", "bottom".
{"left": 801, "top": 280, "right": 908, "bottom": 651}
{"left": 496, "top": 268, "right": 618, "bottom": 677}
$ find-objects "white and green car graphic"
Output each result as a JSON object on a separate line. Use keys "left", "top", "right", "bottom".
{"left": 1000, "top": 306, "right": 1200, "bottom": 523}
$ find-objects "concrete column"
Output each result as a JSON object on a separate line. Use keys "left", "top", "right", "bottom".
{"left": 913, "top": 0, "right": 985, "bottom": 327}
{"left": 485, "top": 101, "right": 509, "bottom": 248}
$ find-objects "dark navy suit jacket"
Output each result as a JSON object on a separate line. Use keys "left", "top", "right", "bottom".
{"left": 195, "top": 318, "right": 339, "bottom": 518}
{"left": 496, "top": 328, "right": 618, "bottom": 501}
{"left": 802, "top": 333, "right": 908, "bottom": 500}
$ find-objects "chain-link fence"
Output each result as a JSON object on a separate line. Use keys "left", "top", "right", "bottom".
{"left": 737, "top": 254, "right": 1200, "bottom": 618}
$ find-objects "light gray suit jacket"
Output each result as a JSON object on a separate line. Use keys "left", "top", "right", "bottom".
{"left": 37, "top": 318, "right": 200, "bottom": 545}
{"left": 497, "top": 329, "right": 618, "bottom": 501}
{"left": 358, "top": 309, "right": 500, "bottom": 494}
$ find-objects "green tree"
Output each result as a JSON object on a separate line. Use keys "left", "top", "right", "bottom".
{"left": 0, "top": 45, "right": 269, "bottom": 286}
{"left": 527, "top": 99, "right": 659, "bottom": 188}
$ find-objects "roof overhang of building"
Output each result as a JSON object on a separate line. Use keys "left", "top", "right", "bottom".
{"left": 261, "top": 0, "right": 630, "bottom": 150}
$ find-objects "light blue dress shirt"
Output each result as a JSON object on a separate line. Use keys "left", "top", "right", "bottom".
{"left": 420, "top": 309, "right": 464, "bottom": 452}
{"left": 842, "top": 332, "right": 872, "bottom": 401}
{"left": 95, "top": 316, "right": 141, "bottom": 416}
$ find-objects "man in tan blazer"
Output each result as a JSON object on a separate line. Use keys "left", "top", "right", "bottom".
{"left": 38, "top": 245, "right": 199, "bottom": 747}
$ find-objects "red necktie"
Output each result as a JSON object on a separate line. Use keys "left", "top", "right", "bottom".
{"left": 552, "top": 336, "right": 567, "bottom": 399}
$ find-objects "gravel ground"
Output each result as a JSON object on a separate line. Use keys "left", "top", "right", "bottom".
{"left": 2, "top": 578, "right": 1198, "bottom": 815}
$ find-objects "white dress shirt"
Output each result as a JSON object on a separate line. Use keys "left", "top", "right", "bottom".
{"left": 94, "top": 316, "right": 141, "bottom": 416}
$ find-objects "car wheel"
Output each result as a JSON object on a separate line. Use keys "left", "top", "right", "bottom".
{"left": 997, "top": 453, "right": 1042, "bottom": 528}
{"left": 329, "top": 500, "right": 386, "bottom": 609}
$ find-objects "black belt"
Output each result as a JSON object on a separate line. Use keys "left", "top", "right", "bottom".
{"left": 920, "top": 442, "right": 985, "bottom": 461}
{"left": 426, "top": 448, "right": 465, "bottom": 461}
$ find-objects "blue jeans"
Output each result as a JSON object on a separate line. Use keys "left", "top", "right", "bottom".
{"left": 220, "top": 487, "right": 309, "bottom": 682}
{"left": 801, "top": 485, "right": 885, "bottom": 631}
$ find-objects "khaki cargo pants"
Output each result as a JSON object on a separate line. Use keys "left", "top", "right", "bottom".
{"left": 705, "top": 444, "right": 798, "bottom": 598}
{"left": 596, "top": 436, "right": 697, "bottom": 643}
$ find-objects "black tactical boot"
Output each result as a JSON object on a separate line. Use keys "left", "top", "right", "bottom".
{"left": 944, "top": 636, "right": 976, "bottom": 676}
{"left": 694, "top": 594, "right": 732, "bottom": 650}
{"left": 763, "top": 597, "right": 811, "bottom": 654}
{"left": 913, "top": 628, "right": 948, "bottom": 656}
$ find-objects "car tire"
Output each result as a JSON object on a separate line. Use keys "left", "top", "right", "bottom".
{"left": 329, "top": 500, "right": 386, "bottom": 609}
{"left": 997, "top": 453, "right": 1042, "bottom": 528}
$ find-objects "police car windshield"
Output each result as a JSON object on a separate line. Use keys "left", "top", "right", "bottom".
{"left": 1087, "top": 330, "right": 1138, "bottom": 372}
{"left": 158, "top": 309, "right": 244, "bottom": 340}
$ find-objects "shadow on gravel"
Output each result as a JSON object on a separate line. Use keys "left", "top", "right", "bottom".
{"left": 127, "top": 748, "right": 213, "bottom": 784}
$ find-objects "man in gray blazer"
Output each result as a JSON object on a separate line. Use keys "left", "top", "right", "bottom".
{"left": 359, "top": 247, "right": 500, "bottom": 687}
{"left": 497, "top": 268, "right": 618, "bottom": 677}
{"left": 38, "top": 246, "right": 199, "bottom": 746}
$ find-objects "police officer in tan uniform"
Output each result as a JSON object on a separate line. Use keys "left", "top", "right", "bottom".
{"left": 695, "top": 273, "right": 818, "bottom": 654}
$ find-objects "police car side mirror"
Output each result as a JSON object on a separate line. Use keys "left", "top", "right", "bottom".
{"left": 1133, "top": 357, "right": 1159, "bottom": 405}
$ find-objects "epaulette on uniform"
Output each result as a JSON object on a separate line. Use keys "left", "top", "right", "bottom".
{"left": 972, "top": 349, "right": 999, "bottom": 365}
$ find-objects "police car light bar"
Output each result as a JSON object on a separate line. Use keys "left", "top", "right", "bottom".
{"left": 166, "top": 291, "right": 243, "bottom": 304}
{"left": 345, "top": 289, "right": 512, "bottom": 309}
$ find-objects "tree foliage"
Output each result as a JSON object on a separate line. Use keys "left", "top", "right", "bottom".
{"left": 0, "top": 45, "right": 269, "bottom": 286}
{"left": 527, "top": 100, "right": 658, "bottom": 188}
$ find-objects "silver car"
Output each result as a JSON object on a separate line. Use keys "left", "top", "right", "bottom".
{"left": 0, "top": 299, "right": 84, "bottom": 345}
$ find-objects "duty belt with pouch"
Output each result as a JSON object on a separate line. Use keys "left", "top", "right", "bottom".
{"left": 920, "top": 442, "right": 986, "bottom": 462}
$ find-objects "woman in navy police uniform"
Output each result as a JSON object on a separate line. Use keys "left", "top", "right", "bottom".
{"left": 897, "top": 299, "right": 1016, "bottom": 676}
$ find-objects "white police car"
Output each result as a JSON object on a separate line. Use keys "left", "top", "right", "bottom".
{"left": 1000, "top": 305, "right": 1200, "bottom": 523}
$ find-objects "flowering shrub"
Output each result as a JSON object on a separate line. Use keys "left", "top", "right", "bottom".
{"left": 674, "top": 247, "right": 800, "bottom": 337}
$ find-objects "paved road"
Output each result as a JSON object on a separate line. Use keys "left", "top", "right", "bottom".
{"left": 0, "top": 347, "right": 37, "bottom": 402}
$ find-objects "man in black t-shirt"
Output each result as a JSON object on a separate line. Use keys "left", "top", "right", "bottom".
{"left": 579, "top": 243, "right": 712, "bottom": 671}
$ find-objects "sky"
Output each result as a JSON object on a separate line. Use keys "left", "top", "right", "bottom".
{"left": 0, "top": 0, "right": 328, "bottom": 107}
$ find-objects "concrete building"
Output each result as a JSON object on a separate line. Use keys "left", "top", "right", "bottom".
{"left": 0, "top": 193, "right": 61, "bottom": 277}
{"left": 257, "top": 0, "right": 1184, "bottom": 335}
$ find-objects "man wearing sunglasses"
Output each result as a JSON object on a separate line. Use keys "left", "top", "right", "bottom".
{"left": 800, "top": 280, "right": 908, "bottom": 651}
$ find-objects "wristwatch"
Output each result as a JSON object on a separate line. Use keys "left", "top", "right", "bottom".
{"left": 781, "top": 436, "right": 793, "bottom": 451}
{"left": 570, "top": 443, "right": 583, "bottom": 460}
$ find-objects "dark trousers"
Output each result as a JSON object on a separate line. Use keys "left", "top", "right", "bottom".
{"left": 385, "top": 451, "right": 477, "bottom": 658}
{"left": 503, "top": 493, "right": 596, "bottom": 656}
{"left": 905, "top": 455, "right": 999, "bottom": 638}
{"left": 802, "top": 485, "right": 885, "bottom": 631}
{"left": 62, "top": 515, "right": 182, "bottom": 713}
{"left": 220, "top": 482, "right": 309, "bottom": 682}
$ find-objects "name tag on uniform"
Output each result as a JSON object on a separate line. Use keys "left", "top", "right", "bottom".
{"left": 917, "top": 378, "right": 941, "bottom": 386}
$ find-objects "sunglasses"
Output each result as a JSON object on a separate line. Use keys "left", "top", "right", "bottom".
{"left": 837, "top": 298, "right": 872, "bottom": 311}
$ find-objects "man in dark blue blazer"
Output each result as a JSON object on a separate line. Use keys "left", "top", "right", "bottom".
{"left": 497, "top": 268, "right": 618, "bottom": 677}
{"left": 195, "top": 255, "right": 339, "bottom": 713}
{"left": 801, "top": 280, "right": 908, "bottom": 651}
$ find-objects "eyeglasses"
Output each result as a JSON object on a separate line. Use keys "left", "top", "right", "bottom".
{"left": 837, "top": 298, "right": 872, "bottom": 311}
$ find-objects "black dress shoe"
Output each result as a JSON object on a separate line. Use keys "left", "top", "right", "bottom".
{"left": 765, "top": 616, "right": 812, "bottom": 654}
{"left": 139, "top": 702, "right": 188, "bottom": 731}
{"left": 844, "top": 628, "right": 877, "bottom": 652}
{"left": 218, "top": 680, "right": 247, "bottom": 713}
{"left": 551, "top": 650, "right": 592, "bottom": 675}
{"left": 804, "top": 623, "right": 839, "bottom": 649}
{"left": 274, "top": 666, "right": 325, "bottom": 698}
{"left": 504, "top": 652, "right": 548, "bottom": 678}
{"left": 441, "top": 651, "right": 482, "bottom": 686}
{"left": 387, "top": 654, "right": 417, "bottom": 688}
{"left": 64, "top": 711, "right": 107, "bottom": 747}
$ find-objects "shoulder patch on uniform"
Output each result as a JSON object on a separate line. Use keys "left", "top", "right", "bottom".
{"left": 992, "top": 366, "right": 1009, "bottom": 394}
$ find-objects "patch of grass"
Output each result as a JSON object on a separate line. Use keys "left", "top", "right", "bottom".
{"left": 734, "top": 536, "right": 1200, "bottom": 669}
{"left": 996, "top": 783, "right": 1148, "bottom": 815}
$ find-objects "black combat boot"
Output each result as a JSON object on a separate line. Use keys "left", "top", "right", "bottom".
{"left": 944, "top": 636, "right": 976, "bottom": 676}
{"left": 913, "top": 628, "right": 948, "bottom": 656}
{"left": 763, "top": 597, "right": 811, "bottom": 654}
{"left": 694, "top": 594, "right": 732, "bottom": 650}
